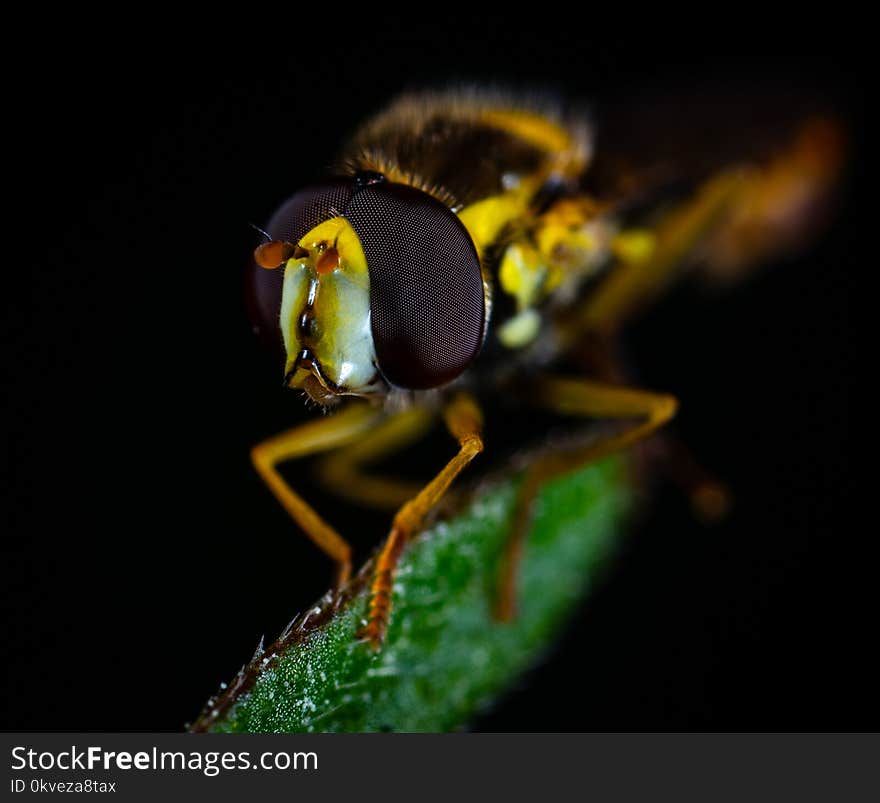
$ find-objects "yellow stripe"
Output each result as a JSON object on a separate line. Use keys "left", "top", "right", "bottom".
{"left": 480, "top": 109, "right": 573, "bottom": 155}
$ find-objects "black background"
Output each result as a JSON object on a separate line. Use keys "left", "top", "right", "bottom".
{"left": 1, "top": 19, "right": 866, "bottom": 731}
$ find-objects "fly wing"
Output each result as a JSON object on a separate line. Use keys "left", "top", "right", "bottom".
{"left": 585, "top": 82, "right": 843, "bottom": 204}
{"left": 584, "top": 82, "right": 847, "bottom": 280}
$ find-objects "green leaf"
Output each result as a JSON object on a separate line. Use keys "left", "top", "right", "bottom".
{"left": 190, "top": 455, "right": 633, "bottom": 733}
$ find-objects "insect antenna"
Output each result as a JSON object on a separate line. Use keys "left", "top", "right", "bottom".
{"left": 248, "top": 222, "right": 273, "bottom": 241}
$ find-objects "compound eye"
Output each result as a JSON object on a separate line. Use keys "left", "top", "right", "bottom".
{"left": 344, "top": 183, "right": 485, "bottom": 389}
{"left": 245, "top": 180, "right": 353, "bottom": 352}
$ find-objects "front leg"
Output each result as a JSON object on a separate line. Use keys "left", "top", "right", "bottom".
{"left": 250, "top": 403, "right": 382, "bottom": 588}
{"left": 359, "top": 393, "right": 484, "bottom": 649}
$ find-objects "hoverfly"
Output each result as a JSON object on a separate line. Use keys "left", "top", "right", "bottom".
{"left": 245, "top": 88, "right": 843, "bottom": 649}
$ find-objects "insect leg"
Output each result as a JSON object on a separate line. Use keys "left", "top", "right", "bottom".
{"left": 576, "top": 170, "right": 746, "bottom": 336}
{"left": 496, "top": 376, "right": 677, "bottom": 621}
{"left": 648, "top": 434, "right": 732, "bottom": 523}
{"left": 493, "top": 133, "right": 834, "bottom": 350}
{"left": 359, "top": 393, "right": 484, "bottom": 649}
{"left": 250, "top": 404, "right": 382, "bottom": 588}
{"left": 576, "top": 117, "right": 844, "bottom": 336}
{"left": 314, "top": 404, "right": 437, "bottom": 510}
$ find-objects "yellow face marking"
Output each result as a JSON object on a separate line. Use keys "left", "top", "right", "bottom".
{"left": 279, "top": 259, "right": 310, "bottom": 358}
{"left": 281, "top": 218, "right": 379, "bottom": 395}
{"left": 296, "top": 218, "right": 368, "bottom": 281}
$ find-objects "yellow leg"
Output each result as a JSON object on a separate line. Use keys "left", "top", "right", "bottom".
{"left": 496, "top": 376, "right": 677, "bottom": 621}
{"left": 314, "top": 405, "right": 436, "bottom": 510}
{"left": 698, "top": 117, "right": 845, "bottom": 282}
{"left": 359, "top": 394, "right": 484, "bottom": 649}
{"left": 655, "top": 435, "right": 732, "bottom": 523}
{"left": 576, "top": 115, "right": 844, "bottom": 337}
{"left": 250, "top": 404, "right": 382, "bottom": 588}
{"left": 576, "top": 170, "right": 746, "bottom": 335}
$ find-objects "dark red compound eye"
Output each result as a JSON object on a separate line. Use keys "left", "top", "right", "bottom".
{"left": 246, "top": 177, "right": 485, "bottom": 389}
{"left": 245, "top": 180, "right": 353, "bottom": 352}
{"left": 343, "top": 182, "right": 485, "bottom": 390}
